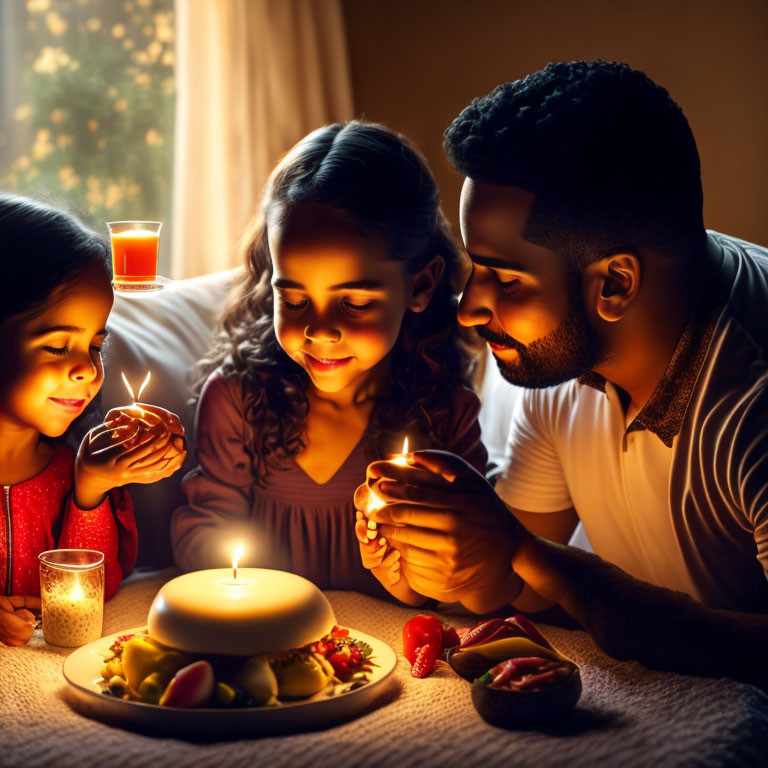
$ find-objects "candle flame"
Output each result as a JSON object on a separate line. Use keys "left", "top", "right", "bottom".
{"left": 121, "top": 371, "right": 135, "bottom": 401}
{"left": 232, "top": 541, "right": 243, "bottom": 580}
{"left": 391, "top": 436, "right": 410, "bottom": 467}
{"left": 367, "top": 436, "right": 410, "bottom": 515}
{"left": 70, "top": 580, "right": 84, "bottom": 601}
{"left": 136, "top": 371, "right": 151, "bottom": 401}
{"left": 121, "top": 371, "right": 151, "bottom": 417}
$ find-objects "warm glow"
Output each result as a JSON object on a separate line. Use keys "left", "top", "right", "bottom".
{"left": 70, "top": 580, "right": 84, "bottom": 602}
{"left": 367, "top": 488, "right": 386, "bottom": 513}
{"left": 232, "top": 541, "right": 244, "bottom": 580}
{"left": 391, "top": 436, "right": 409, "bottom": 467}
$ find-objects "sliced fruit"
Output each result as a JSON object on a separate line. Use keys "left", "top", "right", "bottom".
{"left": 159, "top": 660, "right": 215, "bottom": 707}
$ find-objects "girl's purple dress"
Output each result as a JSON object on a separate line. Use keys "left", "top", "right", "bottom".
{"left": 172, "top": 370, "right": 487, "bottom": 600}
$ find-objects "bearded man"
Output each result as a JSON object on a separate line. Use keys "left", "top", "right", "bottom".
{"left": 358, "top": 60, "right": 768, "bottom": 690}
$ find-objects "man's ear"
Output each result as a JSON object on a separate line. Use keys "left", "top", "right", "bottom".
{"left": 583, "top": 253, "right": 641, "bottom": 322}
{"left": 408, "top": 255, "right": 445, "bottom": 312}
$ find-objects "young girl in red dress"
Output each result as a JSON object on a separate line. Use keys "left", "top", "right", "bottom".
{"left": 173, "top": 121, "right": 486, "bottom": 605}
{"left": 0, "top": 194, "right": 186, "bottom": 646}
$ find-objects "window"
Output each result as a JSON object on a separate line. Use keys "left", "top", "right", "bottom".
{"left": 0, "top": 0, "right": 175, "bottom": 271}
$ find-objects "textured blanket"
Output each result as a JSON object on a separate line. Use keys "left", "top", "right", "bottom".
{"left": 2, "top": 570, "right": 766, "bottom": 768}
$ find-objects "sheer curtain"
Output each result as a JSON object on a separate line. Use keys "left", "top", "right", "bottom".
{"left": 171, "top": 0, "right": 354, "bottom": 278}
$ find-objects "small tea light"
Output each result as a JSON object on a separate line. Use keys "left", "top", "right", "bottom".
{"left": 38, "top": 549, "right": 105, "bottom": 647}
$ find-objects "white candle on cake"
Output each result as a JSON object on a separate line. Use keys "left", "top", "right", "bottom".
{"left": 147, "top": 543, "right": 336, "bottom": 656}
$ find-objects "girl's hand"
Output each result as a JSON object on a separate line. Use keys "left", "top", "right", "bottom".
{"left": 355, "top": 512, "right": 426, "bottom": 606}
{"left": 0, "top": 595, "right": 40, "bottom": 647}
{"left": 355, "top": 511, "right": 388, "bottom": 569}
{"left": 74, "top": 405, "right": 187, "bottom": 509}
{"left": 103, "top": 403, "right": 185, "bottom": 448}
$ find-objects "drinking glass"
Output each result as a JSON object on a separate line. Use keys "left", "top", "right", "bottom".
{"left": 107, "top": 220, "right": 162, "bottom": 292}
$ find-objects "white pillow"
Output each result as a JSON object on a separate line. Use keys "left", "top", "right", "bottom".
{"left": 101, "top": 269, "right": 238, "bottom": 566}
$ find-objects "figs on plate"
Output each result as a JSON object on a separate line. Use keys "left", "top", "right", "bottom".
{"left": 471, "top": 656, "right": 581, "bottom": 729}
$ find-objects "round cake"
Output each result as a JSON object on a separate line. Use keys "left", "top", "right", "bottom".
{"left": 147, "top": 569, "right": 336, "bottom": 656}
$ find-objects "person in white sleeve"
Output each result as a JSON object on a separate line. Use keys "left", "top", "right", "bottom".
{"left": 355, "top": 60, "right": 768, "bottom": 691}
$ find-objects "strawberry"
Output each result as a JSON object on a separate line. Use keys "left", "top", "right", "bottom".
{"left": 411, "top": 644, "right": 440, "bottom": 678}
{"left": 329, "top": 651, "right": 352, "bottom": 678}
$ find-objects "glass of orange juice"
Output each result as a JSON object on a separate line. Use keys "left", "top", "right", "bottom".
{"left": 107, "top": 220, "right": 162, "bottom": 292}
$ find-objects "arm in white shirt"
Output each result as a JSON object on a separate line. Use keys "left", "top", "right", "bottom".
{"left": 499, "top": 383, "right": 768, "bottom": 689}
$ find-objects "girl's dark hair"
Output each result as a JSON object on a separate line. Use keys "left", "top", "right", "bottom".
{"left": 0, "top": 192, "right": 111, "bottom": 326}
{"left": 195, "top": 121, "right": 474, "bottom": 483}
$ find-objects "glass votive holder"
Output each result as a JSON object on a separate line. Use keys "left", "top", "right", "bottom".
{"left": 38, "top": 549, "right": 105, "bottom": 647}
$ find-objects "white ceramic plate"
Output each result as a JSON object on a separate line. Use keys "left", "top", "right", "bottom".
{"left": 63, "top": 626, "right": 398, "bottom": 737}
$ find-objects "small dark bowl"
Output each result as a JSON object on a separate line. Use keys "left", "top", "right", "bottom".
{"left": 471, "top": 666, "right": 582, "bottom": 729}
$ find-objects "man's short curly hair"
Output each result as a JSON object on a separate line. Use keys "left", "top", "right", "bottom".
{"left": 444, "top": 60, "right": 706, "bottom": 267}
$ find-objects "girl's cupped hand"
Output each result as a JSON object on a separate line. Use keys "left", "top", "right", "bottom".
{"left": 73, "top": 404, "right": 187, "bottom": 509}
{"left": 0, "top": 595, "right": 40, "bottom": 647}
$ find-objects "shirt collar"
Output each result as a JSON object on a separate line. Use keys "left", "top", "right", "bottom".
{"left": 578, "top": 237, "right": 724, "bottom": 448}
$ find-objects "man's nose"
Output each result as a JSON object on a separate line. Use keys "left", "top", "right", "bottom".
{"left": 457, "top": 270, "right": 493, "bottom": 327}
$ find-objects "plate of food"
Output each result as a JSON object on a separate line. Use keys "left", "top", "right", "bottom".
{"left": 62, "top": 569, "right": 397, "bottom": 736}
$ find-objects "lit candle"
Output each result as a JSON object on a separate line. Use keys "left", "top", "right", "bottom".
{"left": 365, "top": 437, "right": 409, "bottom": 537}
{"left": 146, "top": 543, "right": 336, "bottom": 656}
{"left": 121, "top": 370, "right": 151, "bottom": 413}
{"left": 39, "top": 549, "right": 104, "bottom": 647}
{"left": 113, "top": 371, "right": 153, "bottom": 445}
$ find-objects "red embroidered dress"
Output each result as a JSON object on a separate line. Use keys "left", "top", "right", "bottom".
{"left": 0, "top": 444, "right": 137, "bottom": 601}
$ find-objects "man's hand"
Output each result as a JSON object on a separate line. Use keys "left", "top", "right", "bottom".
{"left": 0, "top": 595, "right": 40, "bottom": 647}
{"left": 74, "top": 403, "right": 187, "bottom": 509}
{"left": 354, "top": 450, "right": 524, "bottom": 613}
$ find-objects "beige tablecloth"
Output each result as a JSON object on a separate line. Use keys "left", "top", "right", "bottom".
{"left": 2, "top": 569, "right": 767, "bottom": 768}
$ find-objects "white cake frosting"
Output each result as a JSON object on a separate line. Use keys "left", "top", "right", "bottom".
{"left": 147, "top": 569, "right": 336, "bottom": 656}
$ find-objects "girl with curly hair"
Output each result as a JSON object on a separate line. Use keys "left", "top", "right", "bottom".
{"left": 172, "top": 121, "right": 485, "bottom": 605}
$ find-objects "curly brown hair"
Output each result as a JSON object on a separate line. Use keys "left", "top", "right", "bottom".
{"left": 194, "top": 121, "right": 475, "bottom": 485}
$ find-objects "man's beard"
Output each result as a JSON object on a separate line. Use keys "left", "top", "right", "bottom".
{"left": 476, "top": 296, "right": 602, "bottom": 389}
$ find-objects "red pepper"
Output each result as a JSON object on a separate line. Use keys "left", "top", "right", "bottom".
{"left": 403, "top": 614, "right": 445, "bottom": 678}
{"left": 403, "top": 615, "right": 444, "bottom": 664}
